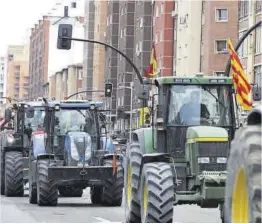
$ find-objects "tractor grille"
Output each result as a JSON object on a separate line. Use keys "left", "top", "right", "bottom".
{"left": 198, "top": 142, "right": 229, "bottom": 172}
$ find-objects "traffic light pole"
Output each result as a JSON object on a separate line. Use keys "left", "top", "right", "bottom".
{"left": 65, "top": 90, "right": 104, "bottom": 100}
{"left": 59, "top": 36, "right": 144, "bottom": 84}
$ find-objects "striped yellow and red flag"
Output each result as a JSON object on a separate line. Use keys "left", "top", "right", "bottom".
{"left": 148, "top": 43, "right": 157, "bottom": 77}
{"left": 227, "top": 39, "right": 253, "bottom": 110}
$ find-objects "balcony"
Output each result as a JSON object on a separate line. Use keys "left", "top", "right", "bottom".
{"left": 23, "top": 83, "right": 29, "bottom": 88}
{"left": 14, "top": 72, "right": 20, "bottom": 78}
{"left": 14, "top": 83, "right": 20, "bottom": 89}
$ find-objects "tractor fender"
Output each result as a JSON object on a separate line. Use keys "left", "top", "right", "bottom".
{"left": 131, "top": 127, "right": 154, "bottom": 154}
{"left": 36, "top": 154, "right": 55, "bottom": 161}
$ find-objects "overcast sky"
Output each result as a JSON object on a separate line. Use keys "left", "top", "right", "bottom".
{"left": 0, "top": 0, "right": 56, "bottom": 55}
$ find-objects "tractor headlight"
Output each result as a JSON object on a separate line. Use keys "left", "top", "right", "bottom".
{"left": 85, "top": 136, "right": 92, "bottom": 160}
{"left": 90, "top": 104, "right": 95, "bottom": 110}
{"left": 217, "top": 157, "right": 227, "bottom": 163}
{"left": 70, "top": 142, "right": 79, "bottom": 160}
{"left": 198, "top": 157, "right": 210, "bottom": 163}
{"left": 54, "top": 104, "right": 60, "bottom": 111}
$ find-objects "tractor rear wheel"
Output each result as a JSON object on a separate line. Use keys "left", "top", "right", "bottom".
{"left": 102, "top": 159, "right": 124, "bottom": 206}
{"left": 140, "top": 162, "right": 174, "bottom": 223}
{"left": 59, "top": 187, "right": 83, "bottom": 197}
{"left": 124, "top": 143, "right": 143, "bottom": 223}
{"left": 90, "top": 186, "right": 103, "bottom": 205}
{"left": 37, "top": 160, "right": 58, "bottom": 206}
{"left": 4, "top": 151, "right": 24, "bottom": 197}
{"left": 1, "top": 152, "right": 5, "bottom": 195}
{"left": 224, "top": 125, "right": 261, "bottom": 223}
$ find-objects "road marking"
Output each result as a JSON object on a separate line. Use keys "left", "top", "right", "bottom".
{"left": 93, "top": 217, "right": 112, "bottom": 223}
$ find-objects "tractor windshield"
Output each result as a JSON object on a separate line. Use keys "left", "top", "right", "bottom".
{"left": 57, "top": 109, "right": 97, "bottom": 136}
{"left": 24, "top": 107, "right": 45, "bottom": 131}
{"left": 168, "top": 85, "right": 232, "bottom": 126}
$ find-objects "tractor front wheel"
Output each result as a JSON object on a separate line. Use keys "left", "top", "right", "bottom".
{"left": 224, "top": 126, "right": 261, "bottom": 223}
{"left": 36, "top": 160, "right": 58, "bottom": 206}
{"left": 4, "top": 151, "right": 24, "bottom": 197}
{"left": 140, "top": 162, "right": 174, "bottom": 223}
{"left": 102, "top": 159, "right": 124, "bottom": 206}
{"left": 90, "top": 186, "right": 103, "bottom": 205}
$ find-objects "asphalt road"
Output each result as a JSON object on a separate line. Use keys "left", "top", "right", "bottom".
{"left": 0, "top": 189, "right": 222, "bottom": 223}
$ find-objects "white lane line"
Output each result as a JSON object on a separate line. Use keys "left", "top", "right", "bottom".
{"left": 93, "top": 217, "right": 112, "bottom": 222}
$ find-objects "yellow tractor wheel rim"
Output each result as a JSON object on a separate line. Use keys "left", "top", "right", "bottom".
{"left": 232, "top": 168, "right": 249, "bottom": 223}
{"left": 143, "top": 183, "right": 148, "bottom": 214}
{"left": 127, "top": 164, "right": 132, "bottom": 207}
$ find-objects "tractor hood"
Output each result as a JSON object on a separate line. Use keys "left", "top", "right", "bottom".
{"left": 186, "top": 126, "right": 229, "bottom": 142}
{"left": 65, "top": 131, "right": 92, "bottom": 162}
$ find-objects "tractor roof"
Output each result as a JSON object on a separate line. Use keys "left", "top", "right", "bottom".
{"left": 154, "top": 75, "right": 233, "bottom": 85}
{"left": 59, "top": 100, "right": 104, "bottom": 109}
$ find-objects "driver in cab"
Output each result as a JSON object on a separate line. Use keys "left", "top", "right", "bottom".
{"left": 177, "top": 90, "right": 210, "bottom": 125}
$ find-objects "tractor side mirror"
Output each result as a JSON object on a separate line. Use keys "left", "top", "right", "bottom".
{"left": 26, "top": 107, "right": 35, "bottom": 118}
{"left": 4, "top": 108, "right": 12, "bottom": 122}
{"left": 252, "top": 85, "right": 261, "bottom": 101}
{"left": 57, "top": 24, "right": 73, "bottom": 50}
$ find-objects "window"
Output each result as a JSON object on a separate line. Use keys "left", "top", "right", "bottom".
{"left": 216, "top": 9, "right": 228, "bottom": 22}
{"left": 120, "top": 29, "right": 123, "bottom": 38}
{"left": 256, "top": 0, "right": 262, "bottom": 13}
{"left": 78, "top": 70, "right": 83, "bottom": 80}
{"left": 106, "top": 16, "right": 109, "bottom": 26}
{"left": 140, "top": 17, "right": 143, "bottom": 28}
{"left": 254, "top": 65, "right": 262, "bottom": 87}
{"left": 255, "top": 26, "right": 261, "bottom": 54}
{"left": 156, "top": 6, "right": 159, "bottom": 17}
{"left": 110, "top": 15, "right": 112, "bottom": 24}
{"left": 239, "top": 0, "right": 249, "bottom": 19}
{"left": 160, "top": 4, "right": 164, "bottom": 14}
{"left": 71, "top": 2, "right": 77, "bottom": 8}
{"left": 168, "top": 85, "right": 232, "bottom": 126}
{"left": 215, "top": 40, "right": 227, "bottom": 53}
{"left": 124, "top": 28, "right": 126, "bottom": 36}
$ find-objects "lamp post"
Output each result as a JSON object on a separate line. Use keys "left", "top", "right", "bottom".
{"left": 118, "top": 82, "right": 134, "bottom": 142}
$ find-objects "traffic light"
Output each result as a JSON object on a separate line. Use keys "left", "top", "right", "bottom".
{"left": 105, "top": 83, "right": 113, "bottom": 97}
{"left": 57, "top": 24, "right": 73, "bottom": 50}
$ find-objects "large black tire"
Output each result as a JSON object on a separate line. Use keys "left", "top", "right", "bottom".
{"left": 102, "top": 159, "right": 124, "bottom": 206}
{"left": 140, "top": 162, "right": 174, "bottom": 223}
{"left": 37, "top": 160, "right": 58, "bottom": 206}
{"left": 4, "top": 151, "right": 24, "bottom": 197}
{"left": 1, "top": 153, "right": 5, "bottom": 195}
{"left": 90, "top": 186, "right": 103, "bottom": 205}
{"left": 224, "top": 125, "right": 261, "bottom": 223}
{"left": 59, "top": 187, "right": 83, "bottom": 197}
{"left": 29, "top": 178, "right": 37, "bottom": 204}
{"left": 124, "top": 143, "right": 143, "bottom": 223}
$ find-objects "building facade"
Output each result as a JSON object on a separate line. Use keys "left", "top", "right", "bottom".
{"left": 174, "top": 0, "right": 238, "bottom": 76}
{"left": 92, "top": 0, "right": 107, "bottom": 101}
{"left": 104, "top": 0, "right": 120, "bottom": 117}
{"left": 116, "top": 1, "right": 135, "bottom": 131}
{"left": 83, "top": 0, "right": 96, "bottom": 99}
{"left": 238, "top": 0, "right": 261, "bottom": 88}
{"left": 49, "top": 63, "right": 83, "bottom": 100}
{"left": 153, "top": 0, "right": 175, "bottom": 77}
{"left": 6, "top": 45, "right": 30, "bottom": 100}
{"left": 29, "top": 18, "right": 50, "bottom": 100}
{"left": 0, "top": 57, "right": 5, "bottom": 105}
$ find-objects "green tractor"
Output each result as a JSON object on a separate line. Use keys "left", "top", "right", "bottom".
{"left": 124, "top": 74, "right": 238, "bottom": 223}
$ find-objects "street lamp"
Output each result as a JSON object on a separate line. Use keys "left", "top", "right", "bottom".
{"left": 118, "top": 82, "right": 134, "bottom": 142}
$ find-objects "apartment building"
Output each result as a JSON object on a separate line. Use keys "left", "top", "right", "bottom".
{"left": 116, "top": 1, "right": 135, "bottom": 131}
{"left": 174, "top": 0, "right": 238, "bottom": 76}
{"left": 29, "top": 17, "right": 50, "bottom": 100}
{"left": 153, "top": 0, "right": 175, "bottom": 77}
{"left": 104, "top": 1, "right": 119, "bottom": 117}
{"left": 49, "top": 63, "right": 83, "bottom": 100}
{"left": 83, "top": 0, "right": 96, "bottom": 99}
{"left": 92, "top": 0, "right": 107, "bottom": 101}
{"left": 238, "top": 0, "right": 261, "bottom": 87}
{"left": 6, "top": 45, "right": 30, "bottom": 100}
{"left": 0, "top": 57, "right": 5, "bottom": 105}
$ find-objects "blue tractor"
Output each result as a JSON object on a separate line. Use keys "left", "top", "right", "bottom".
{"left": 28, "top": 100, "right": 124, "bottom": 206}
